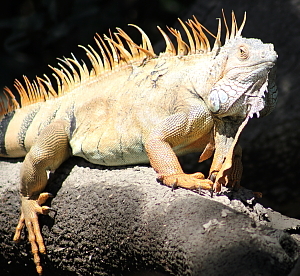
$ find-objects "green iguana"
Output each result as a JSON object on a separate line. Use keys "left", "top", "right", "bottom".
{"left": 0, "top": 12, "right": 277, "bottom": 275}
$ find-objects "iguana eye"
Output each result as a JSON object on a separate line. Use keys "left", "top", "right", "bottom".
{"left": 238, "top": 44, "right": 249, "bottom": 60}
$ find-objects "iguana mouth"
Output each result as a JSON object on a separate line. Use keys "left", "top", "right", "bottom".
{"left": 225, "top": 61, "right": 275, "bottom": 77}
{"left": 250, "top": 61, "right": 276, "bottom": 69}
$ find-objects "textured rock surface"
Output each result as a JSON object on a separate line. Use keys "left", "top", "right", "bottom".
{"left": 1, "top": 158, "right": 299, "bottom": 275}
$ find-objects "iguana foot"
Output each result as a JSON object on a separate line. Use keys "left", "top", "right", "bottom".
{"left": 13, "top": 192, "right": 53, "bottom": 276}
{"left": 161, "top": 173, "right": 213, "bottom": 190}
{"left": 210, "top": 170, "right": 241, "bottom": 193}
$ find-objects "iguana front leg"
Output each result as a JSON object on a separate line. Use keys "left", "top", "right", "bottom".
{"left": 145, "top": 112, "right": 213, "bottom": 190}
{"left": 210, "top": 144, "right": 243, "bottom": 191}
{"left": 209, "top": 117, "right": 249, "bottom": 192}
{"left": 13, "top": 120, "right": 71, "bottom": 275}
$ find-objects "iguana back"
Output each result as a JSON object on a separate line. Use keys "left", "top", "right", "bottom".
{"left": 1, "top": 29, "right": 217, "bottom": 165}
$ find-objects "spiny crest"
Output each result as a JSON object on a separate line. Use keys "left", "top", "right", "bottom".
{"left": 0, "top": 11, "right": 246, "bottom": 116}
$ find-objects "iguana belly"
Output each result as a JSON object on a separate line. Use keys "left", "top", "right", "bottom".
{"left": 70, "top": 125, "right": 150, "bottom": 166}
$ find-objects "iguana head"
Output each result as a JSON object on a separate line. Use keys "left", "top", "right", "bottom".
{"left": 207, "top": 37, "right": 278, "bottom": 120}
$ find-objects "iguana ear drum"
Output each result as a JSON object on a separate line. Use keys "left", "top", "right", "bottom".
{"left": 208, "top": 89, "right": 221, "bottom": 113}
{"left": 208, "top": 88, "right": 234, "bottom": 114}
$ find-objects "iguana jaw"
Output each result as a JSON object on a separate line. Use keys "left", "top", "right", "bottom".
{"left": 224, "top": 60, "right": 275, "bottom": 78}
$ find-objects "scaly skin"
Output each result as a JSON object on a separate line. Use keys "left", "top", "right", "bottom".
{"left": 0, "top": 13, "right": 278, "bottom": 274}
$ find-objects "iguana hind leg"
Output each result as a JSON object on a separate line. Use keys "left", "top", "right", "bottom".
{"left": 13, "top": 120, "right": 71, "bottom": 275}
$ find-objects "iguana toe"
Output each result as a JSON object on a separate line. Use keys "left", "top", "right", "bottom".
{"left": 162, "top": 173, "right": 213, "bottom": 190}
{"left": 37, "top": 192, "right": 53, "bottom": 205}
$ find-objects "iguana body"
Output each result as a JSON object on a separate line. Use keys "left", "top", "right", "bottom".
{"left": 0, "top": 12, "right": 277, "bottom": 275}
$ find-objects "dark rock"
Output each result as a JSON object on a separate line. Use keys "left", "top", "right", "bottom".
{"left": 0, "top": 158, "right": 299, "bottom": 275}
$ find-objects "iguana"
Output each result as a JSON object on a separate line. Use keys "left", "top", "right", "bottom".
{"left": 0, "top": 11, "right": 277, "bottom": 275}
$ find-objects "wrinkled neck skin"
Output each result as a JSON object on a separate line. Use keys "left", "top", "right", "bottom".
{"left": 209, "top": 77, "right": 276, "bottom": 190}
{"left": 209, "top": 71, "right": 276, "bottom": 182}
{"left": 208, "top": 76, "right": 274, "bottom": 190}
{"left": 206, "top": 76, "right": 269, "bottom": 189}
{"left": 258, "top": 66, "right": 278, "bottom": 117}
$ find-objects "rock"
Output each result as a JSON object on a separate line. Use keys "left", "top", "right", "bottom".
{"left": 0, "top": 157, "right": 299, "bottom": 275}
